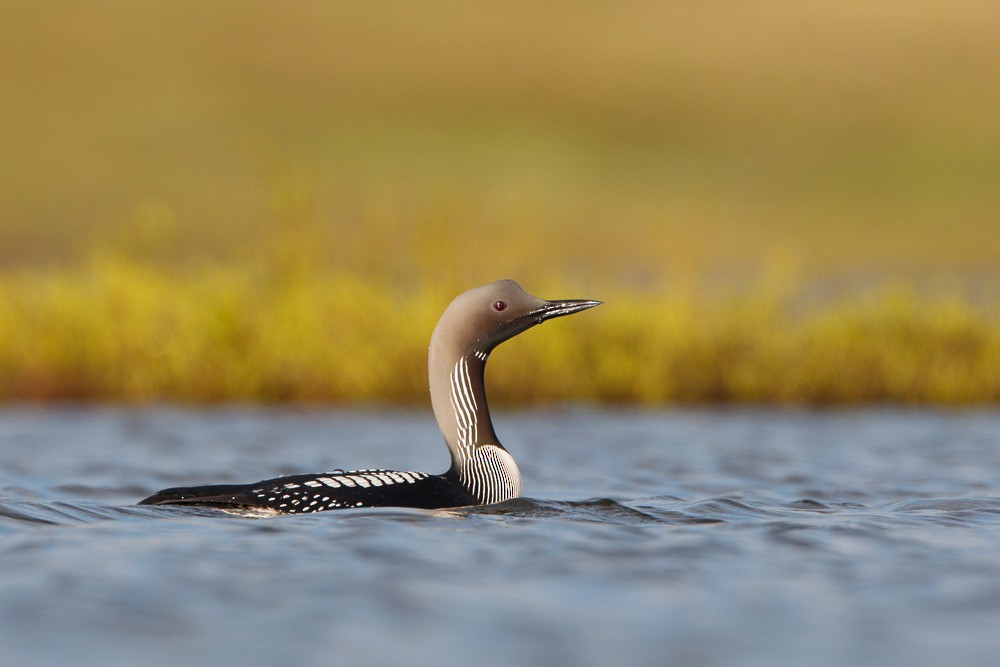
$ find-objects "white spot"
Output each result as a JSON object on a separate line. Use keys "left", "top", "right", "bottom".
{"left": 341, "top": 476, "right": 364, "bottom": 488}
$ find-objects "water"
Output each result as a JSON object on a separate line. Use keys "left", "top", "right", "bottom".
{"left": 2, "top": 407, "right": 1000, "bottom": 666}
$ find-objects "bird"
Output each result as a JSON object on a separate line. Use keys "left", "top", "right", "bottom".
{"left": 138, "top": 279, "right": 601, "bottom": 513}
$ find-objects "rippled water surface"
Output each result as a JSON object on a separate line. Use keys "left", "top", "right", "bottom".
{"left": 2, "top": 407, "right": 1000, "bottom": 666}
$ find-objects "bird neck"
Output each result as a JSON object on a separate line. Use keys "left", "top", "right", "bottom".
{"left": 428, "top": 348, "right": 522, "bottom": 504}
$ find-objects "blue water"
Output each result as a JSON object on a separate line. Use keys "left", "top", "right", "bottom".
{"left": 2, "top": 407, "right": 1000, "bottom": 666}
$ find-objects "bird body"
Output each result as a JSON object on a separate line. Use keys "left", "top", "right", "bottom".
{"left": 139, "top": 280, "right": 600, "bottom": 513}
{"left": 138, "top": 469, "right": 476, "bottom": 513}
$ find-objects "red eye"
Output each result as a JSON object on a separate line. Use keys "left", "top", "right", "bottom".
{"left": 493, "top": 300, "right": 507, "bottom": 312}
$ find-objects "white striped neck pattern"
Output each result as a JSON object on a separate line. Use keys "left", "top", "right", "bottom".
{"left": 447, "top": 355, "right": 522, "bottom": 504}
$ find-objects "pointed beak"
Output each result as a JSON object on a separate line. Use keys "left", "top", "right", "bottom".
{"left": 531, "top": 299, "right": 603, "bottom": 322}
{"left": 485, "top": 295, "right": 602, "bottom": 351}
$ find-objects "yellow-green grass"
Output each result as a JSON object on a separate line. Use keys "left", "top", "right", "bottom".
{"left": 1, "top": 254, "right": 998, "bottom": 405}
{"left": 3, "top": 3, "right": 1000, "bottom": 404}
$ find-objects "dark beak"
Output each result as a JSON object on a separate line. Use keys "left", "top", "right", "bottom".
{"left": 488, "top": 297, "right": 602, "bottom": 349}
{"left": 531, "top": 299, "right": 602, "bottom": 322}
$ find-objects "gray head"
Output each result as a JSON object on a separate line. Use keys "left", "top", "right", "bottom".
{"left": 430, "top": 279, "right": 602, "bottom": 360}
{"left": 427, "top": 280, "right": 600, "bottom": 503}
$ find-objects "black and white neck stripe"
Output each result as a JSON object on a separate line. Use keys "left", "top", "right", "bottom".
{"left": 448, "top": 356, "right": 522, "bottom": 505}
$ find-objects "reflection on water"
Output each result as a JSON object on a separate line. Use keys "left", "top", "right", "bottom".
{"left": 2, "top": 407, "right": 1000, "bottom": 666}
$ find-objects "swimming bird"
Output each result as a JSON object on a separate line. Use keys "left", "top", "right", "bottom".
{"left": 138, "top": 279, "right": 600, "bottom": 513}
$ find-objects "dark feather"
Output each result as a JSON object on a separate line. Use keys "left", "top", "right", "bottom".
{"left": 139, "top": 470, "right": 476, "bottom": 512}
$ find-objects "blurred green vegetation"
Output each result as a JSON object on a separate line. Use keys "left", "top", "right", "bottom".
{"left": 1, "top": 2, "right": 999, "bottom": 404}
{"left": 2, "top": 257, "right": 998, "bottom": 404}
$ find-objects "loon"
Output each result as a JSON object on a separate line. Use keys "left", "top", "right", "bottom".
{"left": 138, "top": 279, "right": 600, "bottom": 513}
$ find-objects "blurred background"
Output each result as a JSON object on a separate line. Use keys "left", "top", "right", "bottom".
{"left": 1, "top": 1, "right": 999, "bottom": 404}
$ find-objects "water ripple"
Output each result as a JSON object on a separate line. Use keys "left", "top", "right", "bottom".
{"left": 5, "top": 494, "right": 1000, "bottom": 530}
{"left": 4, "top": 408, "right": 1000, "bottom": 666}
